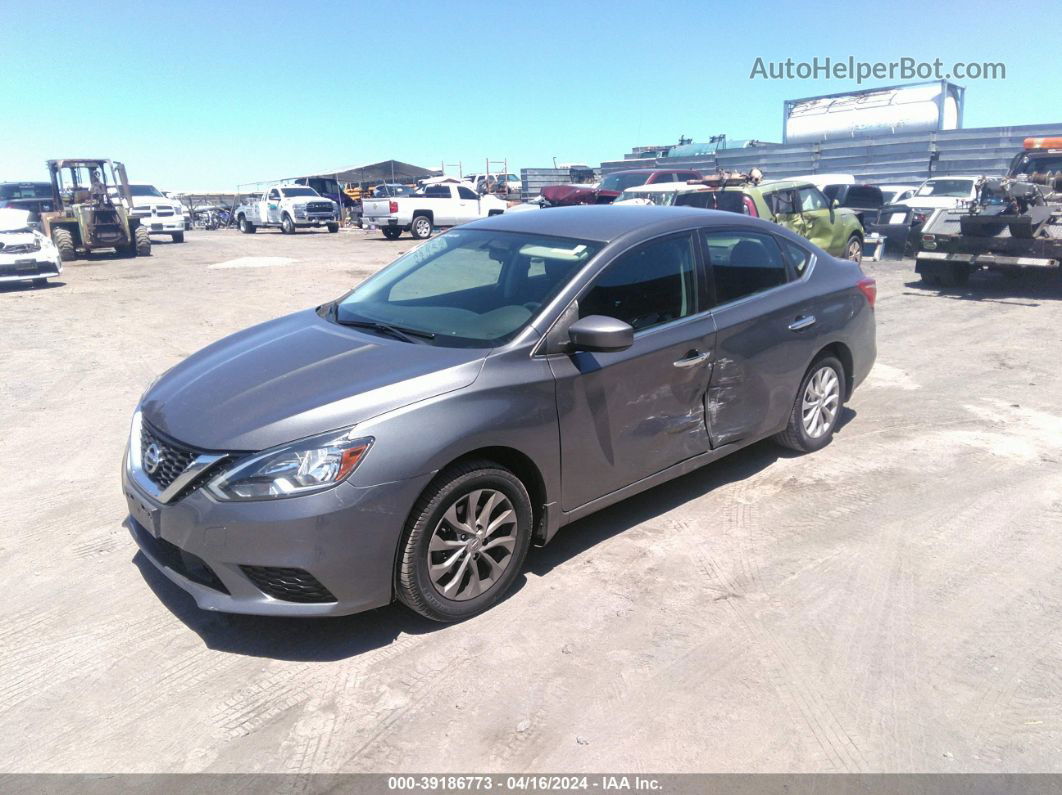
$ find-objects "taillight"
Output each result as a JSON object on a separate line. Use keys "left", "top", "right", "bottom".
{"left": 857, "top": 277, "right": 877, "bottom": 309}
{"left": 389, "top": 201, "right": 398, "bottom": 214}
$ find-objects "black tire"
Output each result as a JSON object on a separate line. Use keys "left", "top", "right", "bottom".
{"left": 327, "top": 222, "right": 339, "bottom": 233}
{"left": 920, "top": 271, "right": 943, "bottom": 287}
{"left": 382, "top": 226, "right": 402, "bottom": 240}
{"left": 171, "top": 231, "right": 185, "bottom": 243}
{"left": 51, "top": 228, "right": 76, "bottom": 261}
{"left": 410, "top": 214, "right": 432, "bottom": 240}
{"left": 135, "top": 226, "right": 151, "bottom": 256}
{"left": 396, "top": 460, "right": 533, "bottom": 622}
{"left": 238, "top": 216, "right": 256, "bottom": 234}
{"left": 32, "top": 278, "right": 48, "bottom": 287}
{"left": 774, "top": 355, "right": 845, "bottom": 453}
{"left": 281, "top": 214, "right": 295, "bottom": 234}
{"left": 844, "top": 234, "right": 863, "bottom": 263}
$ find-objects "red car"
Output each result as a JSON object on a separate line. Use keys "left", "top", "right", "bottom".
{"left": 540, "top": 168, "right": 702, "bottom": 207}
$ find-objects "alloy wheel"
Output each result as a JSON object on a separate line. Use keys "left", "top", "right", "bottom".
{"left": 802, "top": 365, "right": 840, "bottom": 439}
{"left": 427, "top": 488, "right": 517, "bottom": 601}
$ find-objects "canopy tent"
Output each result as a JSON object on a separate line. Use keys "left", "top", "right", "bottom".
{"left": 305, "top": 160, "right": 439, "bottom": 186}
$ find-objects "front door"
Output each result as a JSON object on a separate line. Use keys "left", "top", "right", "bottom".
{"left": 797, "top": 186, "right": 843, "bottom": 254}
{"left": 701, "top": 228, "right": 821, "bottom": 446}
{"left": 266, "top": 188, "right": 282, "bottom": 224}
{"left": 548, "top": 232, "right": 715, "bottom": 510}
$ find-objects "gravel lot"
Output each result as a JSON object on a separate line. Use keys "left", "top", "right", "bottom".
{"left": 2, "top": 227, "right": 1061, "bottom": 773}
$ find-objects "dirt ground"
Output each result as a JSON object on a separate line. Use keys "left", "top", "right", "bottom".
{"left": 2, "top": 227, "right": 1061, "bottom": 774}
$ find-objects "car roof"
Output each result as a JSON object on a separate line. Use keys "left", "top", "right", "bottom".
{"left": 466, "top": 204, "right": 765, "bottom": 243}
{"left": 621, "top": 182, "right": 705, "bottom": 193}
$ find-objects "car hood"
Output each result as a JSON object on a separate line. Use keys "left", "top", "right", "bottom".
{"left": 540, "top": 184, "right": 598, "bottom": 205}
{"left": 896, "top": 196, "right": 964, "bottom": 209}
{"left": 141, "top": 308, "right": 487, "bottom": 451}
{"left": 131, "top": 197, "right": 180, "bottom": 210}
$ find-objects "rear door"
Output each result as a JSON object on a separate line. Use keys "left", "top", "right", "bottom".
{"left": 701, "top": 228, "right": 821, "bottom": 446}
{"left": 549, "top": 232, "right": 715, "bottom": 510}
{"left": 423, "top": 185, "right": 456, "bottom": 225}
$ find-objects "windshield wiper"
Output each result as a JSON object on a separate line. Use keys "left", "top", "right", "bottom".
{"left": 336, "top": 317, "right": 436, "bottom": 343}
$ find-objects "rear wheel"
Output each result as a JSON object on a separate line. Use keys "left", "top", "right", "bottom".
{"left": 844, "top": 234, "right": 863, "bottom": 263}
{"left": 51, "top": 228, "right": 76, "bottom": 261}
{"left": 397, "top": 460, "right": 533, "bottom": 622}
{"left": 775, "top": 356, "right": 845, "bottom": 453}
{"left": 382, "top": 227, "right": 402, "bottom": 240}
{"left": 281, "top": 214, "right": 295, "bottom": 234}
{"left": 171, "top": 231, "right": 185, "bottom": 243}
{"left": 135, "top": 226, "right": 151, "bottom": 256}
{"left": 410, "top": 214, "right": 432, "bottom": 239}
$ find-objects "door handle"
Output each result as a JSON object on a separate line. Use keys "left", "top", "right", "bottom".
{"left": 788, "top": 315, "right": 816, "bottom": 332}
{"left": 673, "top": 351, "right": 711, "bottom": 368}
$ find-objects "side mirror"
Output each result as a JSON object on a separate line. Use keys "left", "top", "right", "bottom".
{"left": 832, "top": 198, "right": 841, "bottom": 208}
{"left": 568, "top": 315, "right": 634, "bottom": 353}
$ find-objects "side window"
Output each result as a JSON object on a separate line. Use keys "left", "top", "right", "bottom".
{"left": 702, "top": 230, "right": 790, "bottom": 305}
{"left": 267, "top": 188, "right": 280, "bottom": 200}
{"left": 676, "top": 172, "right": 698, "bottom": 183}
{"left": 424, "top": 185, "right": 450, "bottom": 198}
{"left": 846, "top": 186, "right": 883, "bottom": 208}
{"left": 798, "top": 187, "right": 828, "bottom": 211}
{"left": 579, "top": 234, "right": 698, "bottom": 332}
{"left": 780, "top": 238, "right": 812, "bottom": 276}
{"left": 766, "top": 190, "right": 797, "bottom": 215}
{"left": 457, "top": 186, "right": 478, "bottom": 200}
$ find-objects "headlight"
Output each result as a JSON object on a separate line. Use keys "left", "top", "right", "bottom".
{"left": 207, "top": 428, "right": 373, "bottom": 501}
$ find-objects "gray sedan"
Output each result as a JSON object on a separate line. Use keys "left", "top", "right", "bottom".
{"left": 123, "top": 205, "right": 876, "bottom": 622}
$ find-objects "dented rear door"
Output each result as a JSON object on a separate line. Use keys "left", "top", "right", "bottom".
{"left": 701, "top": 228, "right": 819, "bottom": 447}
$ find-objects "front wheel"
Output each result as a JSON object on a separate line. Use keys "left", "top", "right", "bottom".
{"left": 327, "top": 222, "right": 339, "bottom": 233}
{"left": 238, "top": 217, "right": 256, "bottom": 234}
{"left": 397, "top": 461, "right": 533, "bottom": 622}
{"left": 51, "top": 228, "right": 76, "bottom": 261}
{"left": 135, "top": 226, "right": 151, "bottom": 256}
{"left": 410, "top": 215, "right": 432, "bottom": 239}
{"left": 775, "top": 356, "right": 845, "bottom": 453}
{"left": 171, "top": 231, "right": 185, "bottom": 243}
{"left": 844, "top": 234, "right": 863, "bottom": 263}
{"left": 281, "top": 214, "right": 295, "bottom": 234}
{"left": 381, "top": 226, "right": 402, "bottom": 240}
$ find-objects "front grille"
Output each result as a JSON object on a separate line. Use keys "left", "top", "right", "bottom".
{"left": 131, "top": 519, "right": 229, "bottom": 593}
{"left": 141, "top": 422, "right": 199, "bottom": 490}
{"left": 306, "top": 202, "right": 333, "bottom": 214}
{"left": 240, "top": 566, "right": 337, "bottom": 603}
{"left": 156, "top": 209, "right": 174, "bottom": 217}
{"left": 1, "top": 241, "right": 41, "bottom": 254}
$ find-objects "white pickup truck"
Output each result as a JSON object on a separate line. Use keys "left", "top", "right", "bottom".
{"left": 361, "top": 182, "right": 507, "bottom": 239}
{"left": 235, "top": 184, "right": 339, "bottom": 235}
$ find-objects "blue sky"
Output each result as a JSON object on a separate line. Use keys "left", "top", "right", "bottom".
{"left": 2, "top": 0, "right": 1052, "bottom": 191}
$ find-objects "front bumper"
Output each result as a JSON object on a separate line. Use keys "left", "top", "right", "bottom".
{"left": 135, "top": 215, "right": 186, "bottom": 233}
{"left": 293, "top": 212, "right": 337, "bottom": 225}
{"left": 0, "top": 254, "right": 62, "bottom": 282}
{"left": 123, "top": 462, "right": 433, "bottom": 616}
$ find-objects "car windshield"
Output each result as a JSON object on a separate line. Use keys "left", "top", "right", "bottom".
{"left": 916, "top": 179, "right": 974, "bottom": 198}
{"left": 618, "top": 189, "right": 679, "bottom": 206}
{"left": 280, "top": 187, "right": 319, "bottom": 197}
{"left": 332, "top": 229, "right": 602, "bottom": 348}
{"left": 130, "top": 184, "right": 165, "bottom": 197}
{"left": 599, "top": 173, "right": 652, "bottom": 192}
{"left": 1012, "top": 154, "right": 1062, "bottom": 175}
{"left": 0, "top": 183, "right": 51, "bottom": 200}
